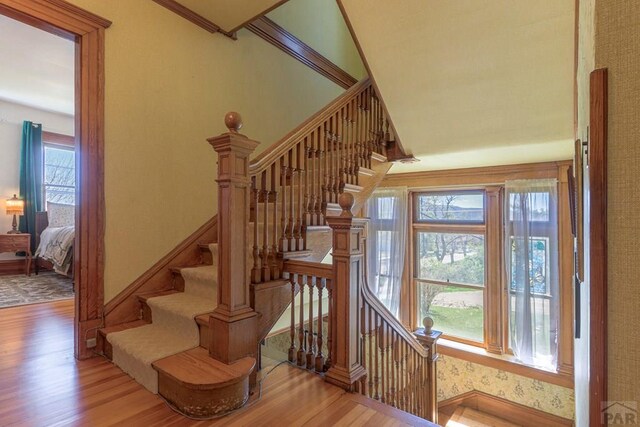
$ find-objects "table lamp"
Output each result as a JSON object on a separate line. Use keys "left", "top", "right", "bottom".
{"left": 6, "top": 194, "right": 24, "bottom": 234}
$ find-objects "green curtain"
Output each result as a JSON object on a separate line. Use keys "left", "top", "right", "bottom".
{"left": 18, "top": 121, "right": 43, "bottom": 251}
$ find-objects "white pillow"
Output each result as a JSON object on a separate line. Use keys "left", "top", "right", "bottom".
{"left": 47, "top": 203, "right": 75, "bottom": 228}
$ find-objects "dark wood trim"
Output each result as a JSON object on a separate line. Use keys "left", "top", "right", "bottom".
{"left": 227, "top": 0, "right": 289, "bottom": 34}
{"left": 104, "top": 215, "right": 217, "bottom": 327}
{"left": 246, "top": 16, "right": 357, "bottom": 90}
{"left": 335, "top": 0, "right": 408, "bottom": 157}
{"left": 151, "top": 0, "right": 236, "bottom": 39}
{"left": 589, "top": 68, "right": 607, "bottom": 427}
{"left": 381, "top": 160, "right": 573, "bottom": 188}
{"left": 43, "top": 131, "right": 74, "bottom": 147}
{"left": 438, "top": 390, "right": 573, "bottom": 427}
{"left": 0, "top": 0, "right": 110, "bottom": 360}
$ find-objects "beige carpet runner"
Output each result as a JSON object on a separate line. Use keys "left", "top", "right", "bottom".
{"left": 107, "top": 245, "right": 218, "bottom": 394}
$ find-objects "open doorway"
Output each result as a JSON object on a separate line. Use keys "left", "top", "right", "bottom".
{"left": 0, "top": 0, "right": 109, "bottom": 359}
{"left": 0, "top": 13, "right": 76, "bottom": 309}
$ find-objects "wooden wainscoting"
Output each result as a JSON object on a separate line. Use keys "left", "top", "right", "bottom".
{"left": 439, "top": 390, "right": 574, "bottom": 427}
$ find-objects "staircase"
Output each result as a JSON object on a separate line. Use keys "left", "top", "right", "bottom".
{"left": 97, "top": 78, "right": 440, "bottom": 423}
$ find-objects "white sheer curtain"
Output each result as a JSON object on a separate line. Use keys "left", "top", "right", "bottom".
{"left": 504, "top": 179, "right": 559, "bottom": 369}
{"left": 367, "top": 187, "right": 407, "bottom": 318}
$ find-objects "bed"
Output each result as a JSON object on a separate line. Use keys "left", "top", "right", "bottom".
{"left": 34, "top": 203, "right": 75, "bottom": 277}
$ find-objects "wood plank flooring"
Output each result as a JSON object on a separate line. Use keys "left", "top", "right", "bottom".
{"left": 0, "top": 300, "right": 434, "bottom": 427}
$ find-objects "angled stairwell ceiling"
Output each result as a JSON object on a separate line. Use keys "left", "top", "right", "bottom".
{"left": 173, "top": 0, "right": 287, "bottom": 33}
{"left": 339, "top": 0, "right": 575, "bottom": 172}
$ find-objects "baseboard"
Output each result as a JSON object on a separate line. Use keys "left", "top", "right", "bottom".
{"left": 438, "top": 390, "right": 573, "bottom": 427}
{"left": 103, "top": 215, "right": 217, "bottom": 326}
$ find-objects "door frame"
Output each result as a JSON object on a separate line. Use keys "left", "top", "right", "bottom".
{"left": 0, "top": 0, "right": 110, "bottom": 359}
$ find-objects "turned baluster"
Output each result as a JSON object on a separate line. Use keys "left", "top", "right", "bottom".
{"left": 306, "top": 275, "right": 315, "bottom": 368}
{"left": 315, "top": 277, "right": 325, "bottom": 372}
{"left": 296, "top": 142, "right": 304, "bottom": 251}
{"left": 373, "top": 311, "right": 380, "bottom": 400}
{"left": 324, "top": 278, "right": 333, "bottom": 371}
{"left": 306, "top": 133, "right": 315, "bottom": 226}
{"left": 287, "top": 150, "right": 295, "bottom": 252}
{"left": 279, "top": 156, "right": 288, "bottom": 252}
{"left": 269, "top": 163, "right": 279, "bottom": 278}
{"left": 315, "top": 127, "right": 324, "bottom": 225}
{"left": 261, "top": 170, "right": 270, "bottom": 282}
{"left": 367, "top": 305, "right": 374, "bottom": 398}
{"left": 338, "top": 107, "right": 345, "bottom": 195}
{"left": 288, "top": 274, "right": 297, "bottom": 362}
{"left": 359, "top": 302, "right": 367, "bottom": 395}
{"left": 380, "top": 320, "right": 387, "bottom": 404}
{"left": 321, "top": 121, "right": 329, "bottom": 220}
{"left": 297, "top": 274, "right": 306, "bottom": 366}
{"left": 387, "top": 328, "right": 398, "bottom": 407}
{"left": 349, "top": 98, "right": 357, "bottom": 185}
{"left": 251, "top": 176, "right": 261, "bottom": 283}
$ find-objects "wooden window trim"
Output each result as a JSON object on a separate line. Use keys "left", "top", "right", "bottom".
{"left": 401, "top": 161, "right": 574, "bottom": 382}
{"left": 43, "top": 131, "right": 75, "bottom": 147}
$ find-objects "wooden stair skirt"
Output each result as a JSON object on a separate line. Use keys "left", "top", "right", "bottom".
{"left": 153, "top": 348, "right": 255, "bottom": 418}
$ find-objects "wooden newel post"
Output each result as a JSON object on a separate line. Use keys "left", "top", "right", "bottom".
{"left": 414, "top": 318, "right": 442, "bottom": 424}
{"left": 325, "top": 192, "right": 367, "bottom": 390}
{"left": 207, "top": 112, "right": 259, "bottom": 364}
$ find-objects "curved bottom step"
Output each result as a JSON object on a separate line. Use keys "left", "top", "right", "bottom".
{"left": 152, "top": 347, "right": 255, "bottom": 419}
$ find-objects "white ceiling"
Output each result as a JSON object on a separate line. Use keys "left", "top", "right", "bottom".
{"left": 0, "top": 14, "right": 75, "bottom": 116}
{"left": 340, "top": 0, "right": 575, "bottom": 172}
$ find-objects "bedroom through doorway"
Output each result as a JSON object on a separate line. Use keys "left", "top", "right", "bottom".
{"left": 0, "top": 14, "right": 77, "bottom": 311}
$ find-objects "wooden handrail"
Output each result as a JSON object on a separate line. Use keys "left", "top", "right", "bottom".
{"left": 249, "top": 78, "right": 371, "bottom": 175}
{"left": 360, "top": 268, "right": 428, "bottom": 358}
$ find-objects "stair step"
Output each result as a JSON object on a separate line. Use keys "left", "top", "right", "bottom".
{"left": 98, "top": 320, "right": 149, "bottom": 360}
{"left": 195, "top": 312, "right": 214, "bottom": 349}
{"left": 136, "top": 289, "right": 180, "bottom": 322}
{"left": 152, "top": 347, "right": 255, "bottom": 418}
{"left": 197, "top": 242, "right": 216, "bottom": 264}
{"left": 358, "top": 166, "right": 375, "bottom": 177}
{"left": 343, "top": 183, "right": 364, "bottom": 193}
{"left": 371, "top": 152, "right": 388, "bottom": 163}
{"left": 278, "top": 249, "right": 313, "bottom": 260}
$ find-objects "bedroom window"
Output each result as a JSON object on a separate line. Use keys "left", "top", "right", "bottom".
{"left": 43, "top": 144, "right": 75, "bottom": 207}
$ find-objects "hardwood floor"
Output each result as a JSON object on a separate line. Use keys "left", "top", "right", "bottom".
{"left": 0, "top": 300, "right": 433, "bottom": 426}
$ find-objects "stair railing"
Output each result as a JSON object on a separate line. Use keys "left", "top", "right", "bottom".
{"left": 321, "top": 193, "right": 441, "bottom": 424}
{"left": 247, "top": 78, "right": 391, "bottom": 284}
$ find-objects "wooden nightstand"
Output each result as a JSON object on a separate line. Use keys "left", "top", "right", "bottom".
{"left": 0, "top": 234, "right": 32, "bottom": 276}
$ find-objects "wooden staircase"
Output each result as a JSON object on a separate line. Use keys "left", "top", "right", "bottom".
{"left": 97, "top": 78, "right": 440, "bottom": 422}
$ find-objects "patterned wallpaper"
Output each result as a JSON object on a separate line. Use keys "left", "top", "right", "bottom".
{"left": 265, "top": 329, "right": 575, "bottom": 420}
{"left": 438, "top": 354, "right": 575, "bottom": 420}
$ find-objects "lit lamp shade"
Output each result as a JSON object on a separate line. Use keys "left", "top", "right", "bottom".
{"left": 6, "top": 195, "right": 24, "bottom": 216}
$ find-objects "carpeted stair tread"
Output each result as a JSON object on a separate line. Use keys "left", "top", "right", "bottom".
{"left": 178, "top": 264, "right": 217, "bottom": 299}
{"left": 107, "top": 323, "right": 198, "bottom": 393}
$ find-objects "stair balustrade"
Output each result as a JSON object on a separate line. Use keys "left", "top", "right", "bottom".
{"left": 248, "top": 78, "right": 390, "bottom": 284}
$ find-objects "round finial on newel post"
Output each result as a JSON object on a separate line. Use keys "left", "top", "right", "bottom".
{"left": 224, "top": 111, "right": 243, "bottom": 133}
{"left": 423, "top": 316, "right": 434, "bottom": 334}
{"left": 338, "top": 192, "right": 354, "bottom": 217}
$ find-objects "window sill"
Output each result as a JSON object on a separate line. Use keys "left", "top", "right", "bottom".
{"left": 437, "top": 338, "right": 574, "bottom": 389}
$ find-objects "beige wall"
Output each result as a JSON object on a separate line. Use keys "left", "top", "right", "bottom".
{"left": 594, "top": 0, "right": 640, "bottom": 406}
{"left": 65, "top": 0, "right": 344, "bottom": 302}
{"left": 267, "top": 0, "right": 366, "bottom": 80}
